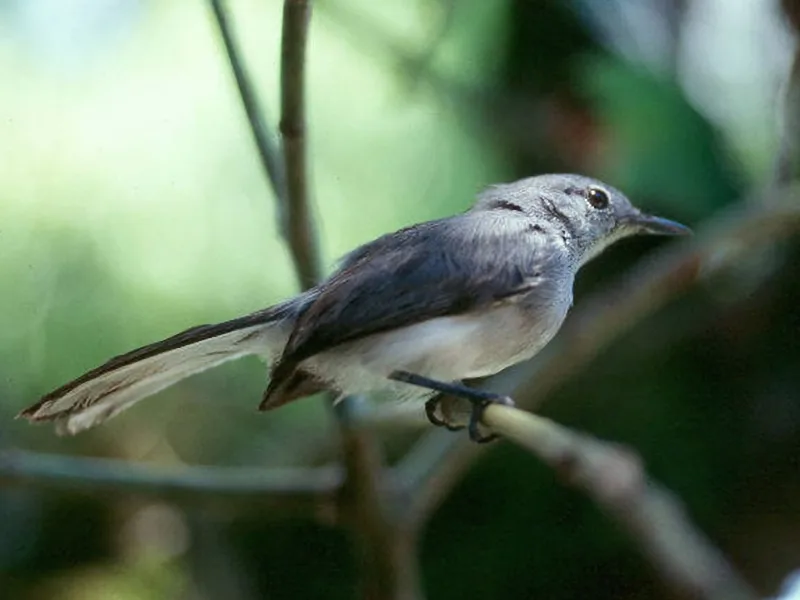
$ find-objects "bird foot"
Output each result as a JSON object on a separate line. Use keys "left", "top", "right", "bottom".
{"left": 425, "top": 396, "right": 466, "bottom": 431}
{"left": 425, "top": 393, "right": 515, "bottom": 443}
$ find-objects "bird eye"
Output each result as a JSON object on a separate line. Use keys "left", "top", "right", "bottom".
{"left": 585, "top": 187, "right": 609, "bottom": 209}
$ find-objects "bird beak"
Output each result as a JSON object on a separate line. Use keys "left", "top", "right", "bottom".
{"left": 624, "top": 212, "right": 692, "bottom": 236}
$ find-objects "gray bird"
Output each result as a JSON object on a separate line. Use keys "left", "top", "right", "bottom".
{"left": 18, "top": 174, "right": 690, "bottom": 442}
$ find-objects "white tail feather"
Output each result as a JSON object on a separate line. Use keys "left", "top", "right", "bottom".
{"left": 20, "top": 313, "right": 290, "bottom": 434}
{"left": 56, "top": 327, "right": 268, "bottom": 434}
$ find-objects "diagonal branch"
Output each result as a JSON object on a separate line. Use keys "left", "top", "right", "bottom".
{"left": 280, "top": 0, "right": 322, "bottom": 289}
{"left": 0, "top": 449, "right": 340, "bottom": 517}
{"left": 482, "top": 404, "right": 758, "bottom": 600}
{"left": 209, "top": 0, "right": 287, "bottom": 212}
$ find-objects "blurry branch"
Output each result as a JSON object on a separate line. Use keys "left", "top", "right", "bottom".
{"left": 280, "top": 0, "right": 322, "bottom": 289}
{"left": 321, "top": 2, "right": 548, "bottom": 164}
{"left": 405, "top": 187, "right": 800, "bottom": 526}
{"left": 338, "top": 418, "right": 422, "bottom": 600}
{"left": 404, "top": 0, "right": 458, "bottom": 84}
{"left": 776, "top": 0, "right": 800, "bottom": 186}
{"left": 209, "top": 0, "right": 321, "bottom": 289}
{"left": 773, "top": 44, "right": 800, "bottom": 187}
{"left": 278, "top": 2, "right": 409, "bottom": 598}
{"left": 185, "top": 515, "right": 264, "bottom": 600}
{"left": 208, "top": 0, "right": 287, "bottom": 217}
{"left": 0, "top": 449, "right": 340, "bottom": 517}
{"left": 482, "top": 404, "right": 758, "bottom": 600}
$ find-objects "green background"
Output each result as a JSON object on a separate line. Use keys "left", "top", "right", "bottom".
{"left": 1, "top": 1, "right": 798, "bottom": 598}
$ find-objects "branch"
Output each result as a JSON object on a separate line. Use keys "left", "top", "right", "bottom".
{"left": 337, "top": 416, "right": 423, "bottom": 600}
{"left": 773, "top": 8, "right": 800, "bottom": 187}
{"left": 208, "top": 0, "right": 287, "bottom": 214}
{"left": 278, "top": 3, "right": 411, "bottom": 597}
{"left": 482, "top": 404, "right": 758, "bottom": 600}
{"left": 0, "top": 449, "right": 340, "bottom": 517}
{"left": 280, "top": 0, "right": 322, "bottom": 289}
{"left": 405, "top": 189, "right": 800, "bottom": 525}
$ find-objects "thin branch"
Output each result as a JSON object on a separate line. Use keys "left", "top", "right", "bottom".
{"left": 482, "top": 404, "right": 758, "bottom": 600}
{"left": 0, "top": 449, "right": 340, "bottom": 518}
{"left": 337, "top": 419, "right": 423, "bottom": 600}
{"left": 404, "top": 188, "right": 800, "bottom": 526}
{"left": 772, "top": 42, "right": 800, "bottom": 186}
{"left": 279, "top": 2, "right": 410, "bottom": 597}
{"left": 280, "top": 0, "right": 322, "bottom": 289}
{"left": 208, "top": 0, "right": 287, "bottom": 213}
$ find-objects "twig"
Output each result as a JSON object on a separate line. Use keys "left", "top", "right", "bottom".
{"left": 280, "top": 0, "right": 322, "bottom": 289}
{"left": 278, "top": 2, "right": 410, "bottom": 597}
{"left": 404, "top": 189, "right": 800, "bottom": 526}
{"left": 337, "top": 419, "right": 422, "bottom": 600}
{"left": 0, "top": 449, "right": 340, "bottom": 518}
{"left": 208, "top": 0, "right": 287, "bottom": 213}
{"left": 482, "top": 404, "right": 758, "bottom": 600}
{"left": 772, "top": 35, "right": 800, "bottom": 186}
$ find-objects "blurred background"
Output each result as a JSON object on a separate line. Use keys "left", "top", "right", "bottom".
{"left": 1, "top": 0, "right": 798, "bottom": 598}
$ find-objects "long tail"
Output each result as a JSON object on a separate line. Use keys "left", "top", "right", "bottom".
{"left": 17, "top": 300, "right": 298, "bottom": 435}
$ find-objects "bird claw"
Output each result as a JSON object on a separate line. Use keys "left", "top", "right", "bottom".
{"left": 425, "top": 396, "right": 466, "bottom": 431}
{"left": 425, "top": 394, "right": 513, "bottom": 442}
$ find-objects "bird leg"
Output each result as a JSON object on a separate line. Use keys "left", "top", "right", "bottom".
{"left": 388, "top": 370, "right": 514, "bottom": 443}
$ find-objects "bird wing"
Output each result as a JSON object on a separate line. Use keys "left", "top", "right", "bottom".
{"left": 264, "top": 213, "right": 557, "bottom": 403}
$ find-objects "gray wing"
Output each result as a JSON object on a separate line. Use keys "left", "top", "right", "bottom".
{"left": 271, "top": 213, "right": 556, "bottom": 380}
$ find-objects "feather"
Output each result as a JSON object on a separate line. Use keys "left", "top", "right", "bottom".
{"left": 18, "top": 303, "right": 296, "bottom": 434}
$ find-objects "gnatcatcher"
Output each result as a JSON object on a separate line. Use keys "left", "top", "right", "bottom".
{"left": 18, "top": 174, "right": 689, "bottom": 442}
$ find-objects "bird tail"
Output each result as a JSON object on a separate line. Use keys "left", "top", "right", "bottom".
{"left": 17, "top": 300, "right": 297, "bottom": 435}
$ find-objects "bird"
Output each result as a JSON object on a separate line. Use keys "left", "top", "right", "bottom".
{"left": 17, "top": 174, "right": 690, "bottom": 442}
